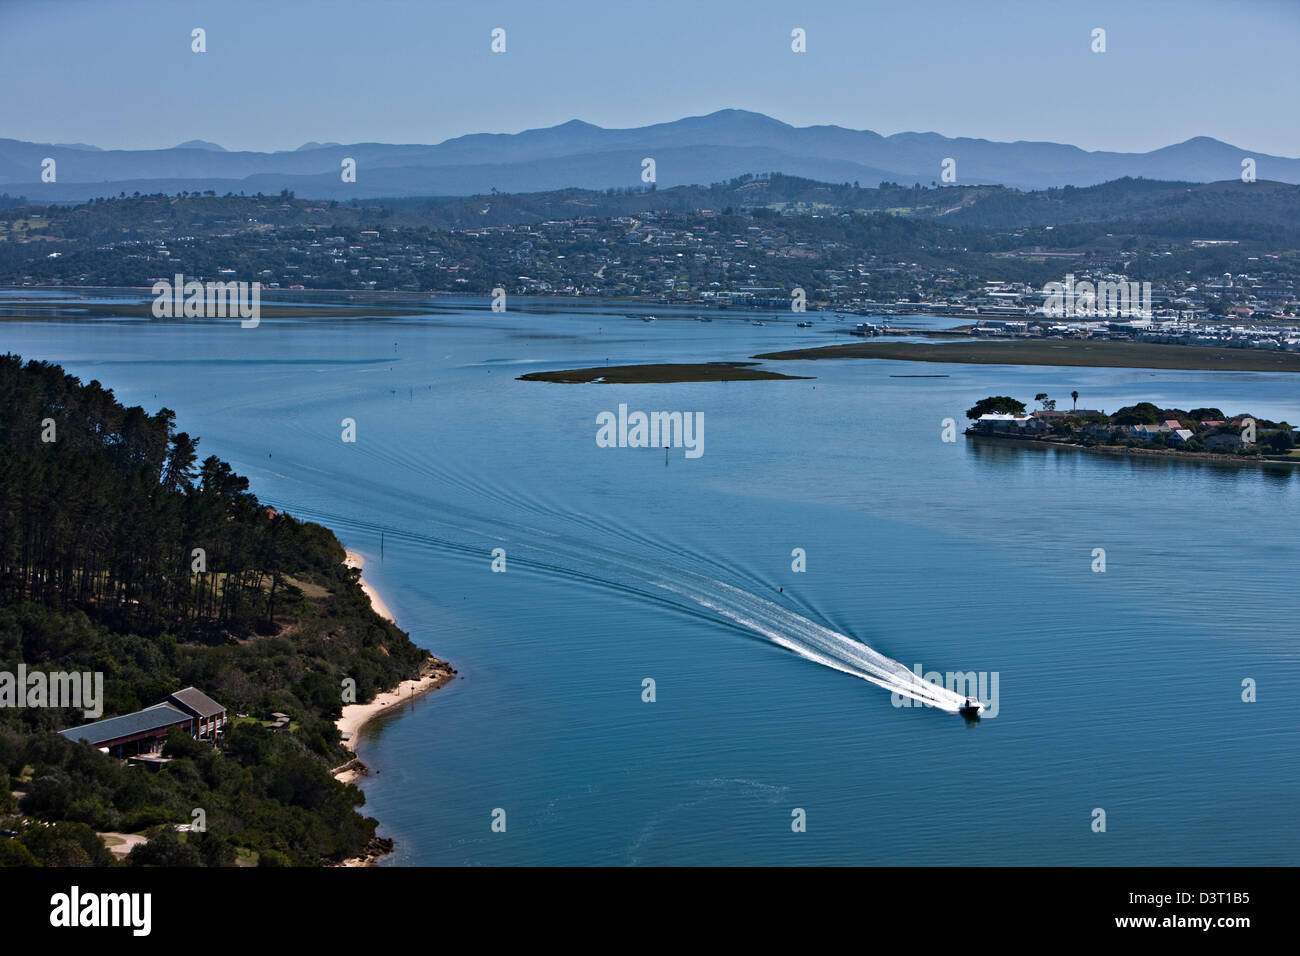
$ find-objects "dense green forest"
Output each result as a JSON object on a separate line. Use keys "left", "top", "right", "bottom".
{"left": 0, "top": 354, "right": 429, "bottom": 866}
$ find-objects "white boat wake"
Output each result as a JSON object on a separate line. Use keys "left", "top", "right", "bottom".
{"left": 653, "top": 578, "right": 970, "bottom": 712}
{"left": 292, "top": 492, "right": 974, "bottom": 713}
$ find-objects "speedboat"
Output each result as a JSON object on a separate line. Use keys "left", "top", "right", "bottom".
{"left": 642, "top": 315, "right": 656, "bottom": 322}
{"left": 958, "top": 698, "right": 983, "bottom": 718}
{"left": 796, "top": 321, "right": 813, "bottom": 328}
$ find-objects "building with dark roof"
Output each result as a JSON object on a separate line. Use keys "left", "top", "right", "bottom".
{"left": 164, "top": 687, "right": 228, "bottom": 741}
{"left": 58, "top": 688, "right": 226, "bottom": 758}
{"left": 58, "top": 703, "right": 194, "bottom": 757}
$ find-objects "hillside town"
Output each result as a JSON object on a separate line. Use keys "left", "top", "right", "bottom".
{"left": 2, "top": 193, "right": 1297, "bottom": 336}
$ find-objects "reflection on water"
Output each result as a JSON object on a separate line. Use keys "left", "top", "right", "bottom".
{"left": 967, "top": 434, "right": 1297, "bottom": 485}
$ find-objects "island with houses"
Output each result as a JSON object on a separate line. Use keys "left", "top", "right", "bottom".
{"left": 964, "top": 393, "right": 1298, "bottom": 464}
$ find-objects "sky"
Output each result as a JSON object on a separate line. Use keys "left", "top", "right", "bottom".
{"left": 2, "top": 0, "right": 1297, "bottom": 156}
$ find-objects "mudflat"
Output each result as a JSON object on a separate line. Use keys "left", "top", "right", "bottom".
{"left": 754, "top": 339, "right": 1300, "bottom": 373}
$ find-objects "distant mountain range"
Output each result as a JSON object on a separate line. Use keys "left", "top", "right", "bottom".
{"left": 3, "top": 109, "right": 1297, "bottom": 201}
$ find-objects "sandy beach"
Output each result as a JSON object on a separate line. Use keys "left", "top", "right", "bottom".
{"left": 336, "top": 658, "right": 455, "bottom": 759}
{"left": 343, "top": 550, "right": 395, "bottom": 622}
{"left": 333, "top": 551, "right": 455, "bottom": 783}
{"left": 330, "top": 549, "right": 455, "bottom": 865}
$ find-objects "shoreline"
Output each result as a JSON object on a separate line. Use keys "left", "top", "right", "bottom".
{"left": 754, "top": 339, "right": 1300, "bottom": 374}
{"left": 334, "top": 656, "right": 456, "bottom": 765}
{"left": 333, "top": 550, "right": 457, "bottom": 866}
{"left": 518, "top": 361, "right": 810, "bottom": 384}
{"left": 343, "top": 549, "right": 396, "bottom": 623}
{"left": 966, "top": 431, "right": 1300, "bottom": 467}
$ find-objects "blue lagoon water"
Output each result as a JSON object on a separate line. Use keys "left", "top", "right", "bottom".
{"left": 5, "top": 298, "right": 1297, "bottom": 865}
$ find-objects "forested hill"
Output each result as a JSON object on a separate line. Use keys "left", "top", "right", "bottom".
{"left": 4, "top": 174, "right": 1298, "bottom": 236}
{"left": 0, "top": 354, "right": 428, "bottom": 866}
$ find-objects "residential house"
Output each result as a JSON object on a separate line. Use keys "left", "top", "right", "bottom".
{"left": 1130, "top": 424, "right": 1170, "bottom": 440}
{"left": 59, "top": 688, "right": 227, "bottom": 758}
{"left": 164, "top": 687, "right": 228, "bottom": 741}
{"left": 1204, "top": 432, "right": 1245, "bottom": 452}
{"left": 973, "top": 413, "right": 1050, "bottom": 437}
{"left": 58, "top": 703, "right": 195, "bottom": 758}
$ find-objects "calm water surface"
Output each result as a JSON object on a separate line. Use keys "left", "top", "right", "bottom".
{"left": 5, "top": 295, "right": 1296, "bottom": 865}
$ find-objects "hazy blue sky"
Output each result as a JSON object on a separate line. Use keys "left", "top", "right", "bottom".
{"left": 3, "top": 0, "right": 1297, "bottom": 155}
